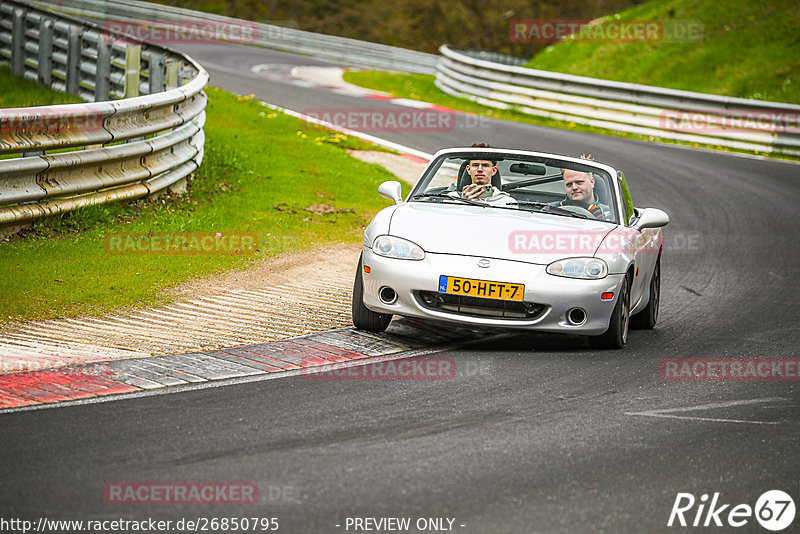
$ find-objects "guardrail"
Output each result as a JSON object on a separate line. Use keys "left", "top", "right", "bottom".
{"left": 436, "top": 46, "right": 800, "bottom": 157}
{"left": 32, "top": 0, "right": 439, "bottom": 75}
{"left": 0, "top": 0, "right": 207, "bottom": 230}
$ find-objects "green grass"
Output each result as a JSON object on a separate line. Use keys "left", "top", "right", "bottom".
{"left": 0, "top": 65, "right": 83, "bottom": 107}
{"left": 524, "top": 0, "right": 800, "bottom": 104}
{"left": 0, "top": 87, "right": 407, "bottom": 323}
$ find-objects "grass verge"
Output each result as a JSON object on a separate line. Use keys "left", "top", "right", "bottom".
{"left": 523, "top": 0, "right": 800, "bottom": 105}
{"left": 0, "top": 87, "right": 407, "bottom": 323}
{"left": 0, "top": 65, "right": 84, "bottom": 107}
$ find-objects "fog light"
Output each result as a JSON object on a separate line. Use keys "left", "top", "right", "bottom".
{"left": 379, "top": 286, "right": 397, "bottom": 304}
{"left": 567, "top": 308, "right": 587, "bottom": 325}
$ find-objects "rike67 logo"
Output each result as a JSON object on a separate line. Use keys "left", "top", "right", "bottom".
{"left": 668, "top": 490, "right": 795, "bottom": 531}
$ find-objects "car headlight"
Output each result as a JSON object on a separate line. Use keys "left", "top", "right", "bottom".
{"left": 372, "top": 235, "right": 425, "bottom": 260}
{"left": 547, "top": 257, "right": 608, "bottom": 279}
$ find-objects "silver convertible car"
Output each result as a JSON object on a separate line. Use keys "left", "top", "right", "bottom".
{"left": 352, "top": 147, "right": 669, "bottom": 349}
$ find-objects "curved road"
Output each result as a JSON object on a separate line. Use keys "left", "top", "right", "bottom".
{"left": 2, "top": 42, "right": 799, "bottom": 533}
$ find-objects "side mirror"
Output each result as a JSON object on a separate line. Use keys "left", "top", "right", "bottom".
{"left": 633, "top": 207, "right": 670, "bottom": 231}
{"left": 378, "top": 180, "right": 403, "bottom": 205}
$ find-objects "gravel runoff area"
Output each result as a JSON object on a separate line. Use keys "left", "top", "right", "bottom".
{"left": 0, "top": 151, "right": 427, "bottom": 375}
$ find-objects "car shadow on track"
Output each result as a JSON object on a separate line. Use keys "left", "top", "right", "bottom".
{"left": 472, "top": 332, "right": 593, "bottom": 353}
{"left": 461, "top": 329, "right": 672, "bottom": 358}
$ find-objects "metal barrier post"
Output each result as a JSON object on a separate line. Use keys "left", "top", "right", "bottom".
{"left": 95, "top": 35, "right": 111, "bottom": 101}
{"left": 11, "top": 7, "right": 25, "bottom": 76}
{"left": 124, "top": 44, "right": 141, "bottom": 98}
{"left": 176, "top": 62, "right": 186, "bottom": 87}
{"left": 66, "top": 25, "right": 81, "bottom": 94}
{"left": 37, "top": 17, "right": 53, "bottom": 88}
{"left": 165, "top": 59, "right": 179, "bottom": 89}
{"left": 148, "top": 52, "right": 165, "bottom": 94}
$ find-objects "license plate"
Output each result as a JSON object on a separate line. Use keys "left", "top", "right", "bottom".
{"left": 438, "top": 275, "right": 524, "bottom": 301}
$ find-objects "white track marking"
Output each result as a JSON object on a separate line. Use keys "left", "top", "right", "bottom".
{"left": 264, "top": 101, "right": 432, "bottom": 161}
{"left": 625, "top": 397, "right": 789, "bottom": 425}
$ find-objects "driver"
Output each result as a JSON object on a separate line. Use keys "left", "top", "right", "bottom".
{"left": 459, "top": 158, "right": 515, "bottom": 205}
{"left": 449, "top": 143, "right": 516, "bottom": 206}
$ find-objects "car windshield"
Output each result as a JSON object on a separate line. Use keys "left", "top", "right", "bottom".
{"left": 409, "top": 152, "right": 619, "bottom": 224}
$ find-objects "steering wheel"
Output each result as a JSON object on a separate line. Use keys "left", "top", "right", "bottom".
{"left": 555, "top": 204, "right": 598, "bottom": 218}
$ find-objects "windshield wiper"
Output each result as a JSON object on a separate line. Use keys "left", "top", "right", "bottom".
{"left": 412, "top": 193, "right": 488, "bottom": 207}
{"left": 514, "top": 201, "right": 590, "bottom": 219}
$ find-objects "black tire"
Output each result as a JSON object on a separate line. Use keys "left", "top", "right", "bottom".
{"left": 631, "top": 255, "right": 660, "bottom": 330}
{"left": 352, "top": 254, "right": 392, "bottom": 332}
{"left": 590, "top": 274, "right": 630, "bottom": 350}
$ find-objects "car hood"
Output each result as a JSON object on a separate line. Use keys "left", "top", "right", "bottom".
{"left": 388, "top": 202, "right": 616, "bottom": 265}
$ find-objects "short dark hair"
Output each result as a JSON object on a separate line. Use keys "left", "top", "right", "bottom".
{"left": 469, "top": 142, "right": 496, "bottom": 165}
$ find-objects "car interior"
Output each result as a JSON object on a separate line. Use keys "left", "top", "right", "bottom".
{"left": 414, "top": 153, "right": 616, "bottom": 222}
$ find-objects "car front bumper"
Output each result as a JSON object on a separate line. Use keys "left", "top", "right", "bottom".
{"left": 360, "top": 247, "right": 626, "bottom": 335}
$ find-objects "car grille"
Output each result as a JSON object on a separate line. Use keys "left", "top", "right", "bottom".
{"left": 415, "top": 291, "right": 546, "bottom": 320}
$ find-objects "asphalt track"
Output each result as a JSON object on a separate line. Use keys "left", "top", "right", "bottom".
{"left": 2, "top": 42, "right": 799, "bottom": 533}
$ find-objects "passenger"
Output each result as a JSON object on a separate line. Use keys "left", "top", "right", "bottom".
{"left": 556, "top": 154, "right": 611, "bottom": 219}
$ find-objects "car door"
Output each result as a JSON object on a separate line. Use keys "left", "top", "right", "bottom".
{"left": 618, "top": 171, "right": 660, "bottom": 311}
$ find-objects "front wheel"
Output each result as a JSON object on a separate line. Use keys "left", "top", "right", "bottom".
{"left": 590, "top": 274, "right": 630, "bottom": 349}
{"left": 630, "top": 255, "right": 660, "bottom": 330}
{"left": 352, "top": 253, "right": 392, "bottom": 332}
